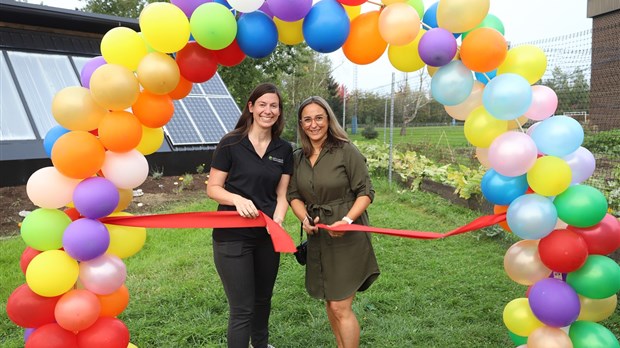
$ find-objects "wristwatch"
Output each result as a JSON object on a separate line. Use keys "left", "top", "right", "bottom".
{"left": 342, "top": 216, "right": 353, "bottom": 224}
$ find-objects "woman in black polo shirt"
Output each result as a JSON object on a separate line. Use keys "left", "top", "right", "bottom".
{"left": 207, "top": 83, "right": 293, "bottom": 348}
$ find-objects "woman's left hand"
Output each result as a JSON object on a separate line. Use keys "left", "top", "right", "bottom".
{"left": 327, "top": 220, "right": 347, "bottom": 238}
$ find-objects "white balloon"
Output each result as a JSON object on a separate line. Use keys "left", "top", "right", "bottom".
{"left": 26, "top": 166, "right": 81, "bottom": 208}
{"left": 227, "top": 0, "right": 264, "bottom": 13}
{"left": 101, "top": 150, "right": 149, "bottom": 189}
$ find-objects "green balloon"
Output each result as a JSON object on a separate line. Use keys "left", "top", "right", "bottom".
{"left": 462, "top": 14, "right": 505, "bottom": 40}
{"left": 406, "top": 0, "right": 425, "bottom": 20}
{"left": 567, "top": 255, "right": 620, "bottom": 299}
{"left": 20, "top": 208, "right": 71, "bottom": 251}
{"left": 190, "top": 2, "right": 237, "bottom": 50}
{"left": 508, "top": 330, "right": 527, "bottom": 345}
{"left": 553, "top": 185, "right": 608, "bottom": 228}
{"left": 569, "top": 321, "right": 620, "bottom": 348}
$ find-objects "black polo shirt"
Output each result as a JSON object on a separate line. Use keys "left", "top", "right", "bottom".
{"left": 211, "top": 133, "right": 293, "bottom": 241}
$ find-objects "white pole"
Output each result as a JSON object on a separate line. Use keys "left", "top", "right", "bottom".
{"left": 342, "top": 87, "right": 346, "bottom": 130}
{"left": 389, "top": 73, "right": 395, "bottom": 185}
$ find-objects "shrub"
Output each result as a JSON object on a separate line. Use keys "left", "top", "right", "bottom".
{"left": 361, "top": 124, "right": 379, "bottom": 140}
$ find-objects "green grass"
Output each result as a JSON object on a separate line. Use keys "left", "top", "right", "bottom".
{"left": 350, "top": 126, "right": 470, "bottom": 149}
{"left": 2, "top": 178, "right": 618, "bottom": 347}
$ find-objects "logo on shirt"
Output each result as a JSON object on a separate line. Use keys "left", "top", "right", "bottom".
{"left": 269, "top": 156, "right": 284, "bottom": 164}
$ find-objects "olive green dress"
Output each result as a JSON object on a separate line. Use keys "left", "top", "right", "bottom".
{"left": 287, "top": 142, "right": 380, "bottom": 301}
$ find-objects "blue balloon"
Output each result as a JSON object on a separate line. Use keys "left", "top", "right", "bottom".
{"left": 482, "top": 73, "right": 532, "bottom": 120}
{"left": 481, "top": 169, "right": 529, "bottom": 205}
{"left": 302, "top": 0, "right": 350, "bottom": 53}
{"left": 531, "top": 116, "right": 584, "bottom": 157}
{"left": 431, "top": 60, "right": 474, "bottom": 106}
{"left": 475, "top": 69, "right": 496, "bottom": 85}
{"left": 43, "top": 125, "right": 70, "bottom": 157}
{"left": 237, "top": 12, "right": 278, "bottom": 59}
{"left": 507, "top": 193, "right": 558, "bottom": 240}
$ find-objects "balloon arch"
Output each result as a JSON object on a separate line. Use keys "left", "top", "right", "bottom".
{"left": 6, "top": 0, "right": 620, "bottom": 347}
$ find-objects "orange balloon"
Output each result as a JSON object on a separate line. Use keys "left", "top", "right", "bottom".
{"left": 98, "top": 111, "right": 143, "bottom": 152}
{"left": 494, "top": 204, "right": 511, "bottom": 232}
{"left": 51, "top": 131, "right": 106, "bottom": 179}
{"left": 97, "top": 284, "right": 129, "bottom": 317}
{"left": 342, "top": 11, "right": 387, "bottom": 65}
{"left": 132, "top": 90, "right": 174, "bottom": 128}
{"left": 459, "top": 27, "right": 507, "bottom": 73}
{"left": 508, "top": 115, "right": 529, "bottom": 130}
{"left": 168, "top": 75, "right": 193, "bottom": 100}
{"left": 115, "top": 188, "right": 133, "bottom": 212}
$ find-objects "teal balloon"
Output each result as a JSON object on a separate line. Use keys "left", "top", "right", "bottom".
{"left": 569, "top": 321, "right": 620, "bottom": 348}
{"left": 530, "top": 116, "right": 584, "bottom": 157}
{"left": 190, "top": 3, "right": 237, "bottom": 50}
{"left": 20, "top": 208, "right": 71, "bottom": 251}
{"left": 567, "top": 255, "right": 620, "bottom": 299}
{"left": 507, "top": 193, "right": 557, "bottom": 240}
{"left": 507, "top": 330, "right": 527, "bottom": 345}
{"left": 461, "top": 14, "right": 505, "bottom": 40}
{"left": 431, "top": 60, "right": 474, "bottom": 106}
{"left": 482, "top": 73, "right": 532, "bottom": 120}
{"left": 554, "top": 185, "right": 608, "bottom": 228}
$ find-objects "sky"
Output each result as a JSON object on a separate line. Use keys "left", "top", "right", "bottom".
{"left": 26, "top": 0, "right": 592, "bottom": 92}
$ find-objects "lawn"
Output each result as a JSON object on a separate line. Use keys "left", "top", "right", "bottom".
{"left": 1, "top": 177, "right": 618, "bottom": 347}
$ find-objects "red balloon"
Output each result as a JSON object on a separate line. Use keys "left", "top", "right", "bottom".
{"left": 538, "top": 229, "right": 588, "bottom": 273}
{"left": 175, "top": 41, "right": 218, "bottom": 83}
{"left": 7, "top": 284, "right": 61, "bottom": 328}
{"left": 77, "top": 317, "right": 130, "bottom": 348}
{"left": 25, "top": 323, "right": 78, "bottom": 348}
{"left": 568, "top": 213, "right": 620, "bottom": 255}
{"left": 20, "top": 247, "right": 41, "bottom": 274}
{"left": 214, "top": 39, "right": 246, "bottom": 67}
{"left": 337, "top": 0, "right": 366, "bottom": 5}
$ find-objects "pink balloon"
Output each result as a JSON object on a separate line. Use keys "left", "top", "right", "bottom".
{"left": 525, "top": 85, "right": 558, "bottom": 121}
{"left": 55, "top": 289, "right": 101, "bottom": 332}
{"left": 488, "top": 131, "right": 538, "bottom": 176}
{"left": 79, "top": 254, "right": 126, "bottom": 295}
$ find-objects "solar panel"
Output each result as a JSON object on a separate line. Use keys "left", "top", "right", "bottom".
{"left": 200, "top": 74, "right": 229, "bottom": 95}
{"left": 209, "top": 97, "right": 241, "bottom": 131}
{"left": 183, "top": 97, "right": 227, "bottom": 143}
{"left": 165, "top": 100, "right": 204, "bottom": 145}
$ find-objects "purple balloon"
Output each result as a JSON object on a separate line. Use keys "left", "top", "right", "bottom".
{"left": 171, "top": 0, "right": 209, "bottom": 17}
{"left": 268, "top": 0, "right": 312, "bottom": 22}
{"left": 80, "top": 56, "right": 106, "bottom": 89}
{"left": 258, "top": 1, "right": 273, "bottom": 17}
{"left": 418, "top": 28, "right": 457, "bottom": 67}
{"left": 62, "top": 218, "right": 110, "bottom": 261}
{"left": 528, "top": 278, "right": 580, "bottom": 327}
{"left": 73, "top": 177, "right": 120, "bottom": 219}
{"left": 24, "top": 328, "right": 35, "bottom": 342}
{"left": 563, "top": 146, "right": 596, "bottom": 184}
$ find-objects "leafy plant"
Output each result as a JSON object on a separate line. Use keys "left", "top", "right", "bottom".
{"left": 582, "top": 129, "right": 620, "bottom": 156}
{"left": 361, "top": 124, "right": 379, "bottom": 140}
{"left": 196, "top": 163, "right": 206, "bottom": 174}
{"left": 175, "top": 173, "right": 194, "bottom": 194}
{"left": 150, "top": 166, "right": 164, "bottom": 180}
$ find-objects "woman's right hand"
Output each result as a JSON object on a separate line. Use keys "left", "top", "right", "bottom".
{"left": 303, "top": 216, "right": 319, "bottom": 235}
{"left": 232, "top": 195, "right": 259, "bottom": 218}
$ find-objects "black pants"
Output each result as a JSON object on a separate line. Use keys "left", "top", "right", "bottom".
{"left": 213, "top": 237, "right": 280, "bottom": 348}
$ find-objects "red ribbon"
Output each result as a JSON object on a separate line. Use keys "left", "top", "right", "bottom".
{"left": 101, "top": 212, "right": 506, "bottom": 253}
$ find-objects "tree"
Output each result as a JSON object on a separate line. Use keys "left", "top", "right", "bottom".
{"left": 80, "top": 0, "right": 156, "bottom": 18}
{"left": 397, "top": 71, "right": 431, "bottom": 135}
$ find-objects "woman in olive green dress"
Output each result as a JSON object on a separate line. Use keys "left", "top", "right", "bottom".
{"left": 287, "top": 96, "right": 380, "bottom": 348}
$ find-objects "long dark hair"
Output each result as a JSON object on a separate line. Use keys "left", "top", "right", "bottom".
{"left": 229, "top": 82, "right": 284, "bottom": 139}
{"left": 297, "top": 96, "right": 349, "bottom": 158}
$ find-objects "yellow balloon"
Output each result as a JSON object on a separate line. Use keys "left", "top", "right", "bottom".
{"left": 578, "top": 294, "right": 617, "bottom": 322}
{"left": 90, "top": 64, "right": 140, "bottom": 111}
{"left": 527, "top": 156, "right": 572, "bottom": 196}
{"left": 503, "top": 298, "right": 545, "bottom": 337}
{"left": 463, "top": 106, "right": 508, "bottom": 147}
{"left": 105, "top": 212, "right": 147, "bottom": 259}
{"left": 26, "top": 250, "right": 79, "bottom": 297}
{"left": 137, "top": 52, "right": 180, "bottom": 95}
{"left": 52, "top": 86, "right": 106, "bottom": 131}
{"left": 498, "top": 45, "right": 547, "bottom": 85}
{"left": 139, "top": 2, "right": 190, "bottom": 53}
{"left": 508, "top": 115, "right": 529, "bottom": 130}
{"left": 343, "top": 5, "right": 361, "bottom": 21}
{"left": 136, "top": 125, "right": 164, "bottom": 155}
{"left": 437, "top": 0, "right": 489, "bottom": 33}
{"left": 115, "top": 188, "right": 133, "bottom": 212}
{"left": 128, "top": 344, "right": 138, "bottom": 348}
{"left": 274, "top": 18, "right": 304, "bottom": 45}
{"left": 388, "top": 29, "right": 426, "bottom": 72}
{"left": 101, "top": 27, "right": 148, "bottom": 71}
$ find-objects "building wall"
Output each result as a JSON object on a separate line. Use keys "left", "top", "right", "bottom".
{"left": 589, "top": 9, "right": 620, "bottom": 131}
